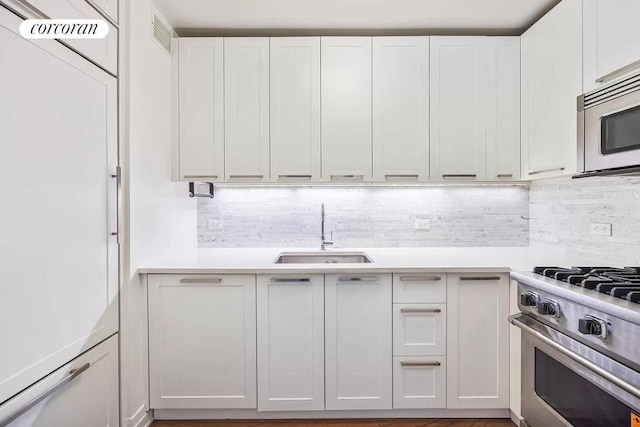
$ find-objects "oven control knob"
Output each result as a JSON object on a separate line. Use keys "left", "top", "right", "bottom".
{"left": 537, "top": 299, "right": 561, "bottom": 318}
{"left": 578, "top": 315, "right": 607, "bottom": 339}
{"left": 520, "top": 291, "right": 540, "bottom": 307}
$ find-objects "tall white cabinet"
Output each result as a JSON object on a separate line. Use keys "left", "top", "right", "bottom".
{"left": 224, "top": 38, "right": 270, "bottom": 182}
{"left": 583, "top": 0, "right": 640, "bottom": 92}
{"left": 270, "top": 37, "right": 321, "bottom": 182}
{"left": 521, "top": 0, "right": 583, "bottom": 179}
{"left": 373, "top": 37, "right": 430, "bottom": 181}
{"left": 257, "top": 275, "right": 325, "bottom": 411}
{"left": 321, "top": 37, "right": 373, "bottom": 182}
{"left": 148, "top": 275, "right": 257, "bottom": 409}
{"left": 178, "top": 38, "right": 225, "bottom": 181}
{"left": 430, "top": 37, "right": 487, "bottom": 180}
{"left": 325, "top": 274, "right": 393, "bottom": 410}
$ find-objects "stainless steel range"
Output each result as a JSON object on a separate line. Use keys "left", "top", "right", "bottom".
{"left": 510, "top": 267, "right": 640, "bottom": 427}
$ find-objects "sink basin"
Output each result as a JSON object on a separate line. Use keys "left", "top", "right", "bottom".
{"left": 274, "top": 252, "right": 373, "bottom": 264}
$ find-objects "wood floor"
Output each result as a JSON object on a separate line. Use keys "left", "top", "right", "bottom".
{"left": 152, "top": 419, "right": 515, "bottom": 427}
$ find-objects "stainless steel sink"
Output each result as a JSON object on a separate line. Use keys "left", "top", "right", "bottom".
{"left": 274, "top": 252, "right": 373, "bottom": 264}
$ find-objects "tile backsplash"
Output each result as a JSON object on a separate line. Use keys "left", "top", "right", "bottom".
{"left": 530, "top": 176, "right": 640, "bottom": 266}
{"left": 198, "top": 186, "right": 530, "bottom": 248}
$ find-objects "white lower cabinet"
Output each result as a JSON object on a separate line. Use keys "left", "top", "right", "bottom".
{"left": 446, "top": 273, "right": 510, "bottom": 409}
{"left": 257, "top": 275, "right": 325, "bottom": 411}
{"left": 393, "top": 356, "right": 447, "bottom": 409}
{"left": 148, "top": 275, "right": 257, "bottom": 409}
{"left": 325, "top": 274, "right": 393, "bottom": 410}
{"left": 0, "top": 335, "right": 119, "bottom": 427}
{"left": 393, "top": 304, "right": 446, "bottom": 356}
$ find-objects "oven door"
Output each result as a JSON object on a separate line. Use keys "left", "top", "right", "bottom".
{"left": 584, "top": 88, "right": 640, "bottom": 172}
{"left": 511, "top": 314, "right": 640, "bottom": 427}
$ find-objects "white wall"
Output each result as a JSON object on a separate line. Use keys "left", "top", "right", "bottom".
{"left": 121, "top": 1, "right": 198, "bottom": 425}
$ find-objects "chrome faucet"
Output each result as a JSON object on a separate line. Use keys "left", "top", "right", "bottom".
{"left": 320, "top": 203, "right": 334, "bottom": 250}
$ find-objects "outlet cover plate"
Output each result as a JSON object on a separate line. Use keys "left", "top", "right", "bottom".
{"left": 208, "top": 219, "right": 223, "bottom": 230}
{"left": 590, "top": 223, "right": 612, "bottom": 236}
{"left": 415, "top": 219, "right": 431, "bottom": 230}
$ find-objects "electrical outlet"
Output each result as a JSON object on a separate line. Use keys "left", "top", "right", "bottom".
{"left": 208, "top": 219, "right": 223, "bottom": 231}
{"left": 590, "top": 223, "right": 612, "bottom": 236}
{"left": 414, "top": 219, "right": 431, "bottom": 230}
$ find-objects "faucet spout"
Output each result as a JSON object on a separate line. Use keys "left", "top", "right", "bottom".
{"left": 320, "top": 203, "right": 333, "bottom": 250}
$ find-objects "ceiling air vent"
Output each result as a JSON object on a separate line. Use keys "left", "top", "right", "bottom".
{"left": 152, "top": 13, "right": 172, "bottom": 54}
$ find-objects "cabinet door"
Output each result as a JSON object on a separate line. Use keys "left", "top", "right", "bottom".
{"left": 257, "top": 275, "right": 324, "bottom": 411}
{"left": 393, "top": 356, "right": 446, "bottom": 409}
{"left": 148, "top": 275, "right": 257, "bottom": 409}
{"left": 373, "top": 37, "right": 430, "bottom": 181}
{"left": 584, "top": 0, "right": 640, "bottom": 92}
{"left": 0, "top": 336, "right": 119, "bottom": 427}
{"left": 88, "top": 0, "right": 118, "bottom": 23}
{"left": 178, "top": 38, "right": 225, "bottom": 181}
{"left": 270, "top": 37, "right": 321, "bottom": 182}
{"left": 486, "top": 37, "right": 521, "bottom": 181}
{"left": 325, "top": 274, "right": 392, "bottom": 410}
{"left": 430, "top": 37, "right": 487, "bottom": 181}
{"left": 393, "top": 304, "right": 446, "bottom": 356}
{"left": 446, "top": 273, "right": 510, "bottom": 409}
{"left": 321, "top": 37, "right": 372, "bottom": 182}
{"left": 521, "top": 0, "right": 582, "bottom": 179}
{"left": 0, "top": 8, "right": 118, "bottom": 404}
{"left": 224, "top": 38, "right": 270, "bottom": 182}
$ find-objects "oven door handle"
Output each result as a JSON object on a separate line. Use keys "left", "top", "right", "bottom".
{"left": 509, "top": 313, "right": 640, "bottom": 401}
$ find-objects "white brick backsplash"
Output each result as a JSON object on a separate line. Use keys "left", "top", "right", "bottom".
{"left": 198, "top": 186, "right": 530, "bottom": 248}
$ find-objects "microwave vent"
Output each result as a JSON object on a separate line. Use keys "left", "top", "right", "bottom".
{"left": 583, "top": 73, "right": 640, "bottom": 109}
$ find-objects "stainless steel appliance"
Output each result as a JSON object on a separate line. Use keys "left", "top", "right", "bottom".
{"left": 576, "top": 74, "right": 640, "bottom": 178}
{"left": 511, "top": 267, "right": 640, "bottom": 427}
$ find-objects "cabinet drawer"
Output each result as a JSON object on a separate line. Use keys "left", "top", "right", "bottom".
{"left": 0, "top": 335, "right": 119, "bottom": 427}
{"left": 393, "top": 304, "right": 446, "bottom": 356}
{"left": 393, "top": 273, "right": 446, "bottom": 303}
{"left": 393, "top": 356, "right": 446, "bottom": 409}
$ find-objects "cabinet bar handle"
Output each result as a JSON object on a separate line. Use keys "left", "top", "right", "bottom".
{"left": 595, "top": 59, "right": 640, "bottom": 83}
{"left": 497, "top": 174, "right": 513, "bottom": 178}
{"left": 459, "top": 276, "right": 501, "bottom": 281}
{"left": 270, "top": 278, "right": 311, "bottom": 283}
{"left": 183, "top": 175, "right": 218, "bottom": 179}
{"left": 400, "top": 275, "right": 442, "bottom": 282}
{"left": 400, "top": 308, "right": 442, "bottom": 314}
{"left": 400, "top": 361, "right": 441, "bottom": 367}
{"left": 339, "top": 276, "right": 379, "bottom": 282}
{"left": 0, "top": 363, "right": 90, "bottom": 427}
{"left": 443, "top": 174, "right": 477, "bottom": 179}
{"left": 385, "top": 174, "right": 419, "bottom": 180}
{"left": 278, "top": 175, "right": 312, "bottom": 180}
{"left": 229, "top": 174, "right": 264, "bottom": 179}
{"left": 528, "top": 167, "right": 565, "bottom": 176}
{"left": 180, "top": 278, "right": 222, "bottom": 284}
{"left": 330, "top": 174, "right": 364, "bottom": 180}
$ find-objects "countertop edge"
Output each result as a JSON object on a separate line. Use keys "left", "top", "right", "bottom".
{"left": 138, "top": 266, "right": 514, "bottom": 274}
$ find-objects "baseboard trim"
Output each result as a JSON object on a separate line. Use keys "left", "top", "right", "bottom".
{"left": 127, "top": 404, "right": 153, "bottom": 427}
{"left": 154, "top": 408, "right": 511, "bottom": 420}
{"left": 510, "top": 410, "right": 523, "bottom": 426}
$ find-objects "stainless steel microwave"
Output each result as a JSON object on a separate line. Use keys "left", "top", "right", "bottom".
{"left": 577, "top": 73, "right": 640, "bottom": 178}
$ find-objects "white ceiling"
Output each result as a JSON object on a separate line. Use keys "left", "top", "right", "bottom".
{"left": 153, "top": 0, "right": 561, "bottom": 36}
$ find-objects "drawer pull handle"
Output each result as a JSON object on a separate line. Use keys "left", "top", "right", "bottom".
{"left": 229, "top": 174, "right": 264, "bottom": 179}
{"left": 400, "top": 275, "right": 442, "bottom": 282}
{"left": 270, "top": 278, "right": 311, "bottom": 283}
{"left": 384, "top": 174, "right": 419, "bottom": 180}
{"left": 0, "top": 363, "right": 90, "bottom": 427}
{"left": 183, "top": 175, "right": 218, "bottom": 179}
{"left": 443, "top": 174, "right": 477, "bottom": 179}
{"left": 278, "top": 174, "right": 312, "bottom": 180}
{"left": 400, "top": 308, "right": 442, "bottom": 314}
{"left": 496, "top": 174, "right": 513, "bottom": 178}
{"left": 330, "top": 174, "right": 364, "bottom": 180}
{"left": 400, "top": 361, "right": 441, "bottom": 367}
{"left": 339, "top": 276, "right": 379, "bottom": 282}
{"left": 528, "top": 167, "right": 565, "bottom": 176}
{"left": 459, "top": 276, "right": 501, "bottom": 281}
{"left": 180, "top": 278, "right": 222, "bottom": 284}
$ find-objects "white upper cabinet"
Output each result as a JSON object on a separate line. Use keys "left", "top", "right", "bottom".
{"left": 486, "top": 37, "right": 521, "bottom": 181}
{"left": 88, "top": 0, "right": 118, "bottom": 23}
{"left": 224, "top": 38, "right": 270, "bottom": 182}
{"left": 430, "top": 37, "right": 487, "bottom": 180}
{"left": 321, "top": 37, "right": 372, "bottom": 182}
{"left": 373, "top": 37, "right": 430, "bottom": 181}
{"left": 325, "top": 274, "right": 393, "bottom": 410}
{"left": 270, "top": 37, "right": 321, "bottom": 182}
{"left": 521, "top": 0, "right": 582, "bottom": 179}
{"left": 257, "top": 275, "right": 325, "bottom": 411}
{"left": 583, "top": 0, "right": 640, "bottom": 92}
{"left": 178, "top": 38, "right": 225, "bottom": 181}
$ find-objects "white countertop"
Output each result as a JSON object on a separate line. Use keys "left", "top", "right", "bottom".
{"left": 137, "top": 247, "right": 535, "bottom": 274}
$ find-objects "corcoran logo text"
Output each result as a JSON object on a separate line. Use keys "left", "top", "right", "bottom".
{"left": 19, "top": 19, "right": 109, "bottom": 39}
